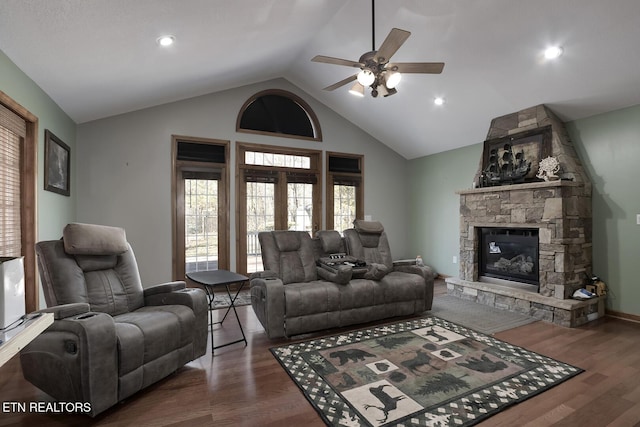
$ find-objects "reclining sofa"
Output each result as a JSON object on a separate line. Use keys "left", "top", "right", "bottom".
{"left": 250, "top": 220, "right": 436, "bottom": 339}
{"left": 20, "top": 223, "right": 208, "bottom": 416}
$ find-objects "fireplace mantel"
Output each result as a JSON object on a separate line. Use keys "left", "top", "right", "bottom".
{"left": 456, "top": 179, "right": 583, "bottom": 196}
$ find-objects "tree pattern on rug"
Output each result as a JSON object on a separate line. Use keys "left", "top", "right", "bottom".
{"left": 272, "top": 317, "right": 583, "bottom": 426}
{"left": 417, "top": 372, "right": 470, "bottom": 396}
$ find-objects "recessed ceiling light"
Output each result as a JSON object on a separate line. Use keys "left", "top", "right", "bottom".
{"left": 434, "top": 97, "right": 445, "bottom": 106}
{"left": 544, "top": 46, "right": 563, "bottom": 59}
{"left": 157, "top": 35, "right": 175, "bottom": 47}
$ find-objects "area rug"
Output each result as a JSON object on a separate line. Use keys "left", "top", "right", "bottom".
{"left": 431, "top": 295, "right": 537, "bottom": 335}
{"left": 212, "top": 289, "right": 251, "bottom": 309}
{"left": 271, "top": 316, "right": 582, "bottom": 426}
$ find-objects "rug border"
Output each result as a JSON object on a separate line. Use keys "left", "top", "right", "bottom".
{"left": 269, "top": 346, "right": 338, "bottom": 426}
{"left": 270, "top": 315, "right": 584, "bottom": 426}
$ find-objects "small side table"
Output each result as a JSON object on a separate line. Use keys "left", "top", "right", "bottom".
{"left": 0, "top": 312, "right": 54, "bottom": 367}
{"left": 186, "top": 270, "right": 249, "bottom": 355}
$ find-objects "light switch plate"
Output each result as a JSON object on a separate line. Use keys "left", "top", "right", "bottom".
{"left": 637, "top": 214, "right": 640, "bottom": 225}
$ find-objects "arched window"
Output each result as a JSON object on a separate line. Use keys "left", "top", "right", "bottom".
{"left": 237, "top": 89, "right": 322, "bottom": 141}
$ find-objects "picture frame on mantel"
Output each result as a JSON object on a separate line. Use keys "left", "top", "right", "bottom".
{"left": 44, "top": 129, "right": 70, "bottom": 196}
{"left": 481, "top": 125, "right": 552, "bottom": 182}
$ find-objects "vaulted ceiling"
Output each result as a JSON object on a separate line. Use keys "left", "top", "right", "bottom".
{"left": 2, "top": 0, "right": 640, "bottom": 159}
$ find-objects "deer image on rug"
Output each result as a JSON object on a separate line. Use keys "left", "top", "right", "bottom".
{"left": 271, "top": 317, "right": 583, "bottom": 426}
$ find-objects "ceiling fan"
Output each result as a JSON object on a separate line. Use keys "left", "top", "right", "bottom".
{"left": 312, "top": 0, "right": 444, "bottom": 97}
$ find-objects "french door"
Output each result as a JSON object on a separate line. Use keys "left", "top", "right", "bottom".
{"left": 237, "top": 144, "right": 321, "bottom": 275}
{"left": 172, "top": 137, "right": 229, "bottom": 280}
{"left": 182, "top": 172, "right": 221, "bottom": 274}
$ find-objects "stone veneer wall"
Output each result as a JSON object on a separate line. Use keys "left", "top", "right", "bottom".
{"left": 460, "top": 104, "right": 593, "bottom": 299}
{"left": 458, "top": 180, "right": 592, "bottom": 299}
{"left": 450, "top": 104, "right": 601, "bottom": 327}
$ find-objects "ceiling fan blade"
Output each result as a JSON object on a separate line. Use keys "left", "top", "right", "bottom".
{"left": 323, "top": 74, "right": 358, "bottom": 91}
{"left": 388, "top": 62, "right": 445, "bottom": 74}
{"left": 312, "top": 55, "right": 362, "bottom": 68}
{"left": 373, "top": 28, "right": 411, "bottom": 64}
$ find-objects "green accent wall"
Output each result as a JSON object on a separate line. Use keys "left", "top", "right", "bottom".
{"left": 567, "top": 105, "right": 640, "bottom": 316}
{"left": 0, "top": 49, "right": 77, "bottom": 241}
{"left": 407, "top": 143, "right": 482, "bottom": 277}
{"left": 409, "top": 105, "right": 640, "bottom": 316}
{"left": 1, "top": 49, "right": 76, "bottom": 309}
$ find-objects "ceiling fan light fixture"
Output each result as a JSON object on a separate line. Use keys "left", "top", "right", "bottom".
{"left": 357, "top": 69, "right": 376, "bottom": 86}
{"left": 349, "top": 82, "right": 365, "bottom": 97}
{"left": 385, "top": 71, "right": 402, "bottom": 89}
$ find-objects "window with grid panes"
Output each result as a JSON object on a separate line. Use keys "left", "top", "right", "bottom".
{"left": 326, "top": 153, "right": 364, "bottom": 232}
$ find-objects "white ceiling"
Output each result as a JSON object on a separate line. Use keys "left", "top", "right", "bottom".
{"left": 2, "top": 0, "right": 640, "bottom": 159}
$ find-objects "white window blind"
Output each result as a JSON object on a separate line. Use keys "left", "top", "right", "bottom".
{"left": 0, "top": 103, "right": 26, "bottom": 257}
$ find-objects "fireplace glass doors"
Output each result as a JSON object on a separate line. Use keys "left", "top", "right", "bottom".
{"left": 479, "top": 227, "right": 539, "bottom": 287}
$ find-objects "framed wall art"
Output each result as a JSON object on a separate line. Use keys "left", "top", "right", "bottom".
{"left": 44, "top": 130, "right": 70, "bottom": 196}
{"left": 481, "top": 125, "right": 552, "bottom": 184}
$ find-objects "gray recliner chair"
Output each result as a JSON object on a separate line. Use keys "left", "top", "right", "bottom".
{"left": 20, "top": 223, "right": 208, "bottom": 417}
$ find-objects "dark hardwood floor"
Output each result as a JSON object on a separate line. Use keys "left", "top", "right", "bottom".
{"left": 1, "top": 280, "right": 639, "bottom": 426}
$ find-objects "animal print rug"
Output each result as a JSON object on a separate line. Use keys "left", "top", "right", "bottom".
{"left": 270, "top": 316, "right": 582, "bottom": 426}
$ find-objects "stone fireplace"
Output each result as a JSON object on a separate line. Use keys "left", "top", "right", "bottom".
{"left": 445, "top": 105, "right": 605, "bottom": 327}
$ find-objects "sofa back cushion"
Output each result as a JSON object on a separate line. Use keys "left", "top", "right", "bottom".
{"left": 315, "top": 230, "right": 344, "bottom": 254}
{"left": 258, "top": 231, "right": 317, "bottom": 284}
{"left": 63, "top": 222, "right": 129, "bottom": 256}
{"left": 344, "top": 220, "right": 394, "bottom": 270}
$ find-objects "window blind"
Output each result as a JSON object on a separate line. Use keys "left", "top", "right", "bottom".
{"left": 243, "top": 168, "right": 279, "bottom": 183}
{"left": 286, "top": 171, "right": 318, "bottom": 184}
{"left": 0, "top": 103, "right": 26, "bottom": 257}
{"left": 328, "top": 155, "right": 361, "bottom": 174}
{"left": 176, "top": 141, "right": 226, "bottom": 163}
{"left": 331, "top": 175, "right": 362, "bottom": 186}
{"left": 182, "top": 170, "right": 222, "bottom": 181}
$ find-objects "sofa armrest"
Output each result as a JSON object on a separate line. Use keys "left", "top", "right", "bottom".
{"left": 250, "top": 276, "right": 286, "bottom": 339}
{"left": 249, "top": 270, "right": 279, "bottom": 280}
{"left": 144, "top": 286, "right": 208, "bottom": 358}
{"left": 36, "top": 302, "right": 90, "bottom": 320}
{"left": 393, "top": 263, "right": 438, "bottom": 281}
{"left": 20, "top": 311, "right": 118, "bottom": 417}
{"left": 393, "top": 264, "right": 436, "bottom": 310}
{"left": 143, "top": 280, "right": 186, "bottom": 297}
